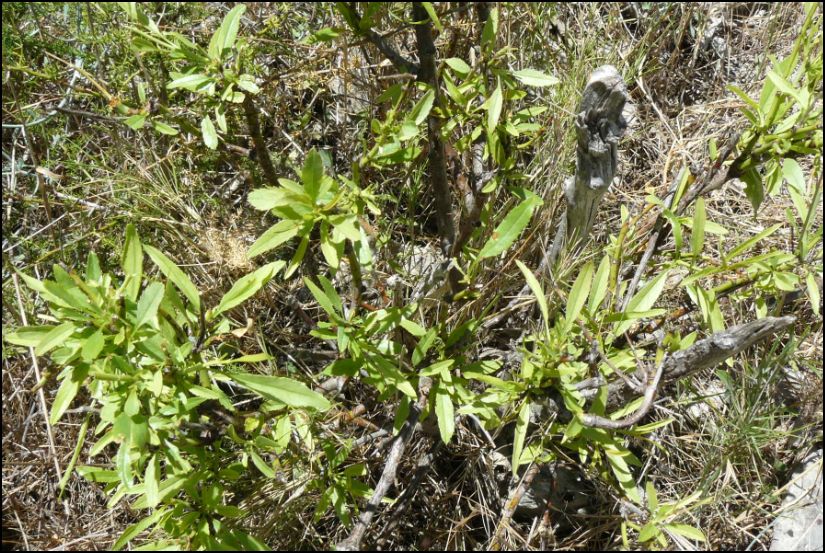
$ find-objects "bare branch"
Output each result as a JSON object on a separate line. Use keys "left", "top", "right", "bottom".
{"left": 334, "top": 378, "right": 432, "bottom": 551}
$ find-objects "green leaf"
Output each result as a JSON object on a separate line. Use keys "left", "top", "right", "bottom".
{"left": 615, "top": 270, "right": 670, "bottom": 335}
{"left": 4, "top": 325, "right": 57, "bottom": 348}
{"left": 512, "top": 69, "right": 559, "bottom": 87}
{"left": 135, "top": 282, "right": 165, "bottom": 329}
{"left": 420, "top": 2, "right": 443, "bottom": 31}
{"left": 638, "top": 523, "right": 659, "bottom": 543}
{"left": 303, "top": 277, "right": 337, "bottom": 317}
{"left": 480, "top": 6, "right": 498, "bottom": 53}
{"left": 250, "top": 450, "right": 276, "bottom": 478}
{"left": 50, "top": 366, "right": 88, "bottom": 424}
{"left": 485, "top": 80, "right": 503, "bottom": 130}
{"left": 478, "top": 195, "right": 541, "bottom": 259}
{"left": 248, "top": 187, "right": 305, "bottom": 211}
{"left": 144, "top": 454, "right": 160, "bottom": 508}
{"left": 212, "top": 261, "right": 284, "bottom": 317}
{"left": 444, "top": 57, "right": 471, "bottom": 76}
{"left": 236, "top": 75, "right": 260, "bottom": 94}
{"left": 319, "top": 223, "right": 342, "bottom": 270}
{"left": 516, "top": 260, "right": 548, "bottom": 326}
{"left": 201, "top": 115, "right": 218, "bottom": 150}
{"left": 691, "top": 197, "right": 706, "bottom": 259}
{"left": 741, "top": 168, "right": 764, "bottom": 212}
{"left": 566, "top": 262, "right": 593, "bottom": 332}
{"left": 247, "top": 220, "right": 301, "bottom": 259}
{"left": 306, "top": 27, "right": 342, "bottom": 43}
{"left": 82, "top": 329, "right": 105, "bottom": 362}
{"left": 663, "top": 524, "right": 707, "bottom": 542}
{"left": 646, "top": 480, "right": 658, "bottom": 512}
{"left": 767, "top": 70, "right": 802, "bottom": 104}
{"left": 36, "top": 322, "right": 76, "bottom": 356}
{"left": 112, "top": 508, "right": 168, "bottom": 551}
{"left": 806, "top": 272, "right": 820, "bottom": 317}
{"left": 511, "top": 401, "right": 530, "bottom": 475}
{"left": 782, "top": 158, "right": 806, "bottom": 193}
{"left": 435, "top": 388, "right": 455, "bottom": 444}
{"left": 166, "top": 73, "right": 212, "bottom": 91}
{"left": 152, "top": 121, "right": 179, "bottom": 135}
{"left": 208, "top": 4, "right": 246, "bottom": 61}
{"left": 144, "top": 245, "right": 201, "bottom": 311}
{"left": 228, "top": 371, "right": 331, "bottom": 411}
{"left": 124, "top": 114, "right": 147, "bottom": 130}
{"left": 724, "top": 224, "right": 782, "bottom": 262}
{"left": 317, "top": 275, "right": 343, "bottom": 315}
{"left": 302, "top": 150, "right": 325, "bottom": 200}
{"left": 606, "top": 447, "right": 642, "bottom": 504}
{"left": 410, "top": 89, "right": 435, "bottom": 126}
{"left": 589, "top": 255, "right": 611, "bottom": 313}
{"left": 86, "top": 251, "right": 101, "bottom": 282}
{"left": 122, "top": 224, "right": 143, "bottom": 301}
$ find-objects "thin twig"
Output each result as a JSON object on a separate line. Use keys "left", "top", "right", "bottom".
{"left": 334, "top": 378, "right": 432, "bottom": 551}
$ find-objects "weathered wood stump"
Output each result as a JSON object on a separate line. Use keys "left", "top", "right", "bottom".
{"left": 551, "top": 65, "right": 628, "bottom": 261}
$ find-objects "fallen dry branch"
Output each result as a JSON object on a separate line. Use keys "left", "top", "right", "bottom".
{"left": 578, "top": 316, "right": 797, "bottom": 409}
{"left": 334, "top": 378, "right": 432, "bottom": 551}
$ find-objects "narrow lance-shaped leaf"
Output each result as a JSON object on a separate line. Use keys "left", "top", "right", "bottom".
{"left": 50, "top": 366, "right": 89, "bottom": 425}
{"left": 122, "top": 224, "right": 143, "bottom": 301}
{"left": 134, "top": 282, "right": 165, "bottom": 329}
{"left": 247, "top": 220, "right": 301, "bottom": 259}
{"left": 303, "top": 277, "right": 337, "bottom": 317}
{"left": 212, "top": 261, "right": 285, "bottom": 318}
{"left": 302, "top": 149, "right": 324, "bottom": 200}
{"left": 691, "top": 197, "right": 706, "bottom": 259}
{"left": 515, "top": 260, "right": 548, "bottom": 326}
{"left": 410, "top": 88, "right": 435, "bottom": 126}
{"left": 435, "top": 387, "right": 455, "bottom": 444}
{"left": 201, "top": 115, "right": 218, "bottom": 150}
{"left": 566, "top": 262, "right": 594, "bottom": 332}
{"left": 589, "top": 255, "right": 611, "bottom": 313}
{"left": 36, "top": 321, "right": 76, "bottom": 356}
{"left": 228, "top": 371, "right": 331, "bottom": 410}
{"left": 144, "top": 245, "right": 201, "bottom": 311}
{"left": 486, "top": 80, "right": 503, "bottom": 130}
{"left": 478, "top": 195, "right": 542, "bottom": 259}
{"left": 512, "top": 69, "right": 559, "bottom": 87}
{"left": 511, "top": 401, "right": 530, "bottom": 476}
{"left": 615, "top": 270, "right": 670, "bottom": 336}
{"left": 208, "top": 4, "right": 246, "bottom": 61}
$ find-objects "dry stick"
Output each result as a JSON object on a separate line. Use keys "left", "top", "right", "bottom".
{"left": 242, "top": 95, "right": 279, "bottom": 187}
{"left": 413, "top": 1, "right": 456, "bottom": 258}
{"left": 581, "top": 360, "right": 664, "bottom": 430}
{"left": 12, "top": 274, "right": 65, "bottom": 508}
{"left": 488, "top": 463, "right": 542, "bottom": 551}
{"left": 577, "top": 316, "right": 796, "bottom": 410}
{"left": 334, "top": 379, "right": 432, "bottom": 551}
{"left": 452, "top": 6, "right": 493, "bottom": 257}
{"left": 375, "top": 441, "right": 442, "bottom": 548}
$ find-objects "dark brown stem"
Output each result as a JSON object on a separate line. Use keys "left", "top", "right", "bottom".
{"left": 412, "top": 2, "right": 456, "bottom": 258}
{"left": 242, "top": 95, "right": 279, "bottom": 187}
{"left": 341, "top": 2, "right": 419, "bottom": 75}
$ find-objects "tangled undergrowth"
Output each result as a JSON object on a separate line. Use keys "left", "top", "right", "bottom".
{"left": 2, "top": 3, "right": 822, "bottom": 551}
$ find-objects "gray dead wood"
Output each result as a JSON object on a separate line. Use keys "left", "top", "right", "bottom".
{"left": 577, "top": 316, "right": 796, "bottom": 409}
{"left": 549, "top": 65, "right": 628, "bottom": 262}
